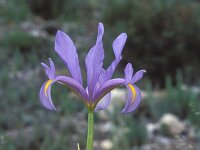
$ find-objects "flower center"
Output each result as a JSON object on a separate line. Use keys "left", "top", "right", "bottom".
{"left": 128, "top": 84, "right": 136, "bottom": 103}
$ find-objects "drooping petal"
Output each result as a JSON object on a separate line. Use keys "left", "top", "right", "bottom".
{"left": 41, "top": 58, "right": 56, "bottom": 79}
{"left": 99, "top": 33, "right": 127, "bottom": 84}
{"left": 39, "top": 76, "right": 89, "bottom": 110}
{"left": 121, "top": 84, "right": 141, "bottom": 113}
{"left": 39, "top": 80, "right": 56, "bottom": 110}
{"left": 85, "top": 23, "right": 104, "bottom": 98}
{"left": 132, "top": 70, "right": 146, "bottom": 83}
{"left": 125, "top": 63, "right": 133, "bottom": 84}
{"left": 94, "top": 92, "right": 111, "bottom": 111}
{"left": 93, "top": 78, "right": 125, "bottom": 103}
{"left": 56, "top": 76, "right": 88, "bottom": 101}
{"left": 55, "top": 30, "right": 82, "bottom": 84}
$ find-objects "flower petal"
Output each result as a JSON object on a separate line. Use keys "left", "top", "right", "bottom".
{"left": 39, "top": 80, "right": 56, "bottom": 110}
{"left": 55, "top": 30, "right": 82, "bottom": 84}
{"left": 85, "top": 23, "right": 104, "bottom": 98}
{"left": 132, "top": 70, "right": 146, "bottom": 83}
{"left": 113, "top": 33, "right": 127, "bottom": 62}
{"left": 99, "top": 33, "right": 127, "bottom": 84}
{"left": 98, "top": 68, "right": 106, "bottom": 85}
{"left": 125, "top": 63, "right": 133, "bottom": 84}
{"left": 56, "top": 76, "right": 88, "bottom": 101}
{"left": 94, "top": 78, "right": 125, "bottom": 103}
{"left": 41, "top": 58, "right": 56, "bottom": 79}
{"left": 41, "top": 63, "right": 49, "bottom": 71}
{"left": 121, "top": 84, "right": 141, "bottom": 113}
{"left": 49, "top": 58, "right": 55, "bottom": 73}
{"left": 94, "top": 92, "right": 111, "bottom": 111}
{"left": 100, "top": 60, "right": 116, "bottom": 83}
{"left": 39, "top": 76, "right": 89, "bottom": 111}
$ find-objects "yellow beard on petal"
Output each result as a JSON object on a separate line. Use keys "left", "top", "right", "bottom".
{"left": 45, "top": 80, "right": 53, "bottom": 96}
{"left": 128, "top": 84, "right": 136, "bottom": 103}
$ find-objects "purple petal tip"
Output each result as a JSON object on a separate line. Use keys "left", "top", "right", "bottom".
{"left": 41, "top": 62, "right": 48, "bottom": 69}
{"left": 121, "top": 33, "right": 127, "bottom": 38}
{"left": 98, "top": 23, "right": 104, "bottom": 34}
{"left": 98, "top": 22, "right": 103, "bottom": 27}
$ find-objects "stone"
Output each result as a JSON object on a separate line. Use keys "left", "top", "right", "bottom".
{"left": 99, "top": 122, "right": 116, "bottom": 133}
{"left": 140, "top": 143, "right": 160, "bottom": 150}
{"left": 146, "top": 123, "right": 159, "bottom": 138}
{"left": 100, "top": 139, "right": 113, "bottom": 150}
{"left": 154, "top": 135, "right": 171, "bottom": 145}
{"left": 159, "top": 113, "right": 185, "bottom": 136}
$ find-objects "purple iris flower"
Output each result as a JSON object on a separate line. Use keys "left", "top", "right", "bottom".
{"left": 39, "top": 23, "right": 146, "bottom": 113}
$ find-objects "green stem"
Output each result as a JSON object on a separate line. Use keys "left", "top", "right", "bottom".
{"left": 86, "top": 110, "right": 94, "bottom": 150}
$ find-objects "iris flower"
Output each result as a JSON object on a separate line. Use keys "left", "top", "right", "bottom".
{"left": 39, "top": 22, "right": 146, "bottom": 150}
{"left": 39, "top": 23, "right": 146, "bottom": 113}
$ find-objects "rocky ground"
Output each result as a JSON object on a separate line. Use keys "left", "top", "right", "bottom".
{"left": 2, "top": 88, "right": 199, "bottom": 150}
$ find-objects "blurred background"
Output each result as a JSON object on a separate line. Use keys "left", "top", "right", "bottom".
{"left": 0, "top": 0, "right": 200, "bottom": 149}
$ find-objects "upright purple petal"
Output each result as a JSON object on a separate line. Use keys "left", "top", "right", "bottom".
{"left": 41, "top": 63, "right": 49, "bottom": 73}
{"left": 41, "top": 58, "right": 56, "bottom": 79}
{"left": 113, "top": 33, "right": 127, "bottom": 62}
{"left": 49, "top": 58, "right": 55, "bottom": 73}
{"left": 85, "top": 23, "right": 104, "bottom": 99}
{"left": 101, "top": 60, "right": 116, "bottom": 83}
{"left": 55, "top": 30, "right": 82, "bottom": 84}
{"left": 95, "top": 92, "right": 111, "bottom": 111}
{"left": 132, "top": 70, "right": 146, "bottom": 83}
{"left": 98, "top": 68, "right": 106, "bottom": 85}
{"left": 121, "top": 85, "right": 141, "bottom": 113}
{"left": 99, "top": 33, "right": 127, "bottom": 84}
{"left": 125, "top": 63, "right": 133, "bottom": 84}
